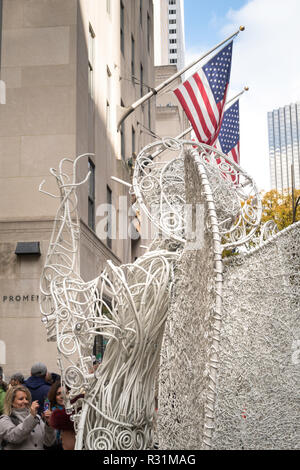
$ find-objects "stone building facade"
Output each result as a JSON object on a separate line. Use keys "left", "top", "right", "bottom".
{"left": 0, "top": 0, "right": 155, "bottom": 377}
{"left": 155, "top": 64, "right": 189, "bottom": 142}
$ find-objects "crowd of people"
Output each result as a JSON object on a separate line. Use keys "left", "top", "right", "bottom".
{"left": 0, "top": 363, "right": 77, "bottom": 451}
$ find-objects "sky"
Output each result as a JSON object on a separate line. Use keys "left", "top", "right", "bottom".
{"left": 183, "top": 0, "right": 300, "bottom": 191}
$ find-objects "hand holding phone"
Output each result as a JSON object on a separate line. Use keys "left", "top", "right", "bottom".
{"left": 43, "top": 398, "right": 50, "bottom": 412}
{"left": 30, "top": 400, "right": 39, "bottom": 417}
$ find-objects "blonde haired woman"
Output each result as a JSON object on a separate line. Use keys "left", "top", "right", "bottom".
{"left": 0, "top": 385, "right": 56, "bottom": 450}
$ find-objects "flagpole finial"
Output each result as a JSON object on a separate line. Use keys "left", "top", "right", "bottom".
{"left": 244, "top": 86, "right": 249, "bottom": 91}
{"left": 239, "top": 26, "right": 245, "bottom": 31}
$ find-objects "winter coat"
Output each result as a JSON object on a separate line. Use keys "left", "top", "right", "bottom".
{"left": 0, "top": 387, "right": 6, "bottom": 415}
{"left": 24, "top": 376, "right": 51, "bottom": 415}
{"left": 0, "top": 408, "right": 56, "bottom": 450}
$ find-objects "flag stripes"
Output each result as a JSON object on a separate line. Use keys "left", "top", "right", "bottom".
{"left": 173, "top": 41, "right": 233, "bottom": 146}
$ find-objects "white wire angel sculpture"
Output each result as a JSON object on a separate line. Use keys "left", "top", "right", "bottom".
{"left": 39, "top": 139, "right": 264, "bottom": 450}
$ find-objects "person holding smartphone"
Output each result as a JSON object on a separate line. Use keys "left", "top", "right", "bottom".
{"left": 44, "top": 381, "right": 64, "bottom": 451}
{"left": 48, "top": 382, "right": 84, "bottom": 450}
{"left": 0, "top": 385, "right": 56, "bottom": 450}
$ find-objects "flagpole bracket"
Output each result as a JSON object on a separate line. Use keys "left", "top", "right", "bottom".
{"left": 117, "top": 105, "right": 134, "bottom": 131}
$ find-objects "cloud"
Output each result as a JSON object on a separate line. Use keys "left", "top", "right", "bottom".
{"left": 185, "top": 0, "right": 300, "bottom": 191}
{"left": 185, "top": 44, "right": 210, "bottom": 67}
{"left": 221, "top": 0, "right": 300, "bottom": 190}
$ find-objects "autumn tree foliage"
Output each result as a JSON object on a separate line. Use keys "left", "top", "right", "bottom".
{"left": 261, "top": 189, "right": 300, "bottom": 231}
{"left": 222, "top": 189, "right": 300, "bottom": 258}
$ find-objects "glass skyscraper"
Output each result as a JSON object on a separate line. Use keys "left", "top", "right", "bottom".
{"left": 268, "top": 102, "right": 300, "bottom": 191}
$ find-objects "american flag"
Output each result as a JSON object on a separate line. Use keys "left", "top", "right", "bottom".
{"left": 173, "top": 41, "right": 233, "bottom": 145}
{"left": 215, "top": 99, "right": 240, "bottom": 164}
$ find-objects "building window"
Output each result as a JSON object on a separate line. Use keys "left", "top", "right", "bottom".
{"left": 132, "top": 126, "right": 136, "bottom": 155}
{"left": 88, "top": 159, "right": 95, "bottom": 231}
{"left": 88, "top": 24, "right": 95, "bottom": 152}
{"left": 93, "top": 332, "right": 108, "bottom": 363}
{"left": 106, "top": 100, "right": 110, "bottom": 130}
{"left": 121, "top": 123, "right": 125, "bottom": 160}
{"left": 147, "top": 12, "right": 151, "bottom": 53}
{"left": 169, "top": 0, "right": 176, "bottom": 4}
{"left": 120, "top": 1, "right": 124, "bottom": 55}
{"left": 169, "top": 29, "right": 176, "bottom": 34}
{"left": 131, "top": 35, "right": 135, "bottom": 80}
{"left": 93, "top": 300, "right": 111, "bottom": 362}
{"left": 170, "top": 49, "right": 177, "bottom": 54}
{"left": 170, "top": 58, "right": 177, "bottom": 64}
{"left": 88, "top": 24, "right": 95, "bottom": 99}
{"left": 148, "top": 101, "right": 151, "bottom": 131}
{"left": 170, "top": 39, "right": 177, "bottom": 44}
{"left": 140, "top": 63, "right": 143, "bottom": 98}
{"left": 121, "top": 100, "right": 125, "bottom": 160}
{"left": 169, "top": 9, "right": 176, "bottom": 14}
{"left": 169, "top": 19, "right": 176, "bottom": 24}
{"left": 107, "top": 186, "right": 112, "bottom": 249}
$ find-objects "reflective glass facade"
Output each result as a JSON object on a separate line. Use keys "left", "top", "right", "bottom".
{"left": 268, "top": 102, "right": 300, "bottom": 191}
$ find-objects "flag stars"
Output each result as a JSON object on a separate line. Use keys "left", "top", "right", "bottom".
{"left": 203, "top": 41, "right": 232, "bottom": 102}
{"left": 173, "top": 41, "right": 233, "bottom": 146}
{"left": 219, "top": 100, "right": 239, "bottom": 154}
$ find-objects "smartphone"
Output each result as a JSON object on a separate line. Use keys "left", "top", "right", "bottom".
{"left": 43, "top": 398, "right": 50, "bottom": 412}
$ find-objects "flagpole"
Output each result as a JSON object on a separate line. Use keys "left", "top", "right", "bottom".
{"left": 117, "top": 26, "right": 245, "bottom": 130}
{"left": 225, "top": 86, "right": 249, "bottom": 107}
{"left": 111, "top": 176, "right": 132, "bottom": 188}
{"left": 111, "top": 86, "right": 249, "bottom": 188}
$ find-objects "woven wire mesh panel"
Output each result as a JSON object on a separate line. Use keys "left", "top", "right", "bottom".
{"left": 157, "top": 235, "right": 216, "bottom": 449}
{"left": 157, "top": 151, "right": 218, "bottom": 449}
{"left": 157, "top": 150, "right": 299, "bottom": 450}
{"left": 211, "top": 223, "right": 300, "bottom": 449}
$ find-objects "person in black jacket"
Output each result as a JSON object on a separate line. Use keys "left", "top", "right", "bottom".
{"left": 24, "top": 363, "right": 51, "bottom": 415}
